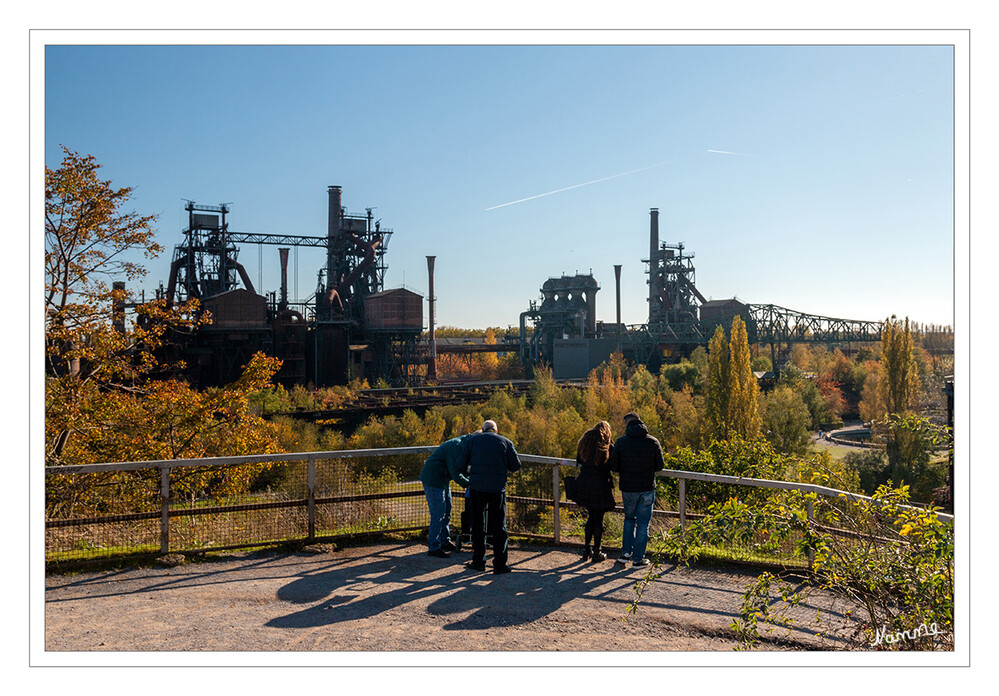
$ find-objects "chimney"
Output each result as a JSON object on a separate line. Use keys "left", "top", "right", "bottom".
{"left": 649, "top": 207, "right": 659, "bottom": 274}
{"left": 278, "top": 248, "right": 290, "bottom": 310}
{"left": 112, "top": 281, "right": 126, "bottom": 333}
{"left": 614, "top": 265, "right": 622, "bottom": 338}
{"left": 649, "top": 208, "right": 660, "bottom": 323}
{"left": 427, "top": 255, "right": 437, "bottom": 381}
{"left": 327, "top": 186, "right": 342, "bottom": 278}
{"left": 328, "top": 186, "right": 342, "bottom": 238}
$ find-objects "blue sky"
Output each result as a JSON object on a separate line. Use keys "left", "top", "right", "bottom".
{"left": 45, "top": 43, "right": 955, "bottom": 330}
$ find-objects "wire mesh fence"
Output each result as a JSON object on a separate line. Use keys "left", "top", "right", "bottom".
{"left": 45, "top": 447, "right": 952, "bottom": 567}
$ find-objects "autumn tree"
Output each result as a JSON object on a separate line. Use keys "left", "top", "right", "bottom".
{"left": 729, "top": 316, "right": 762, "bottom": 439}
{"left": 705, "top": 317, "right": 761, "bottom": 441}
{"left": 705, "top": 325, "right": 731, "bottom": 440}
{"left": 876, "top": 317, "right": 936, "bottom": 495}
{"left": 44, "top": 149, "right": 282, "bottom": 510}
{"left": 878, "top": 316, "right": 920, "bottom": 418}
{"left": 45, "top": 147, "right": 209, "bottom": 464}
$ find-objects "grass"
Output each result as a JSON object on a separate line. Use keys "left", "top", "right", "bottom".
{"left": 669, "top": 544, "right": 809, "bottom": 570}
{"left": 810, "top": 438, "right": 863, "bottom": 461}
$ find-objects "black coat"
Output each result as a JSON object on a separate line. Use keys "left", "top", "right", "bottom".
{"left": 458, "top": 430, "right": 522, "bottom": 493}
{"left": 608, "top": 419, "right": 665, "bottom": 492}
{"left": 571, "top": 452, "right": 616, "bottom": 511}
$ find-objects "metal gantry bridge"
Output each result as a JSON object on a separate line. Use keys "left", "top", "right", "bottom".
{"left": 747, "top": 304, "right": 882, "bottom": 345}
{"left": 611, "top": 304, "right": 883, "bottom": 370}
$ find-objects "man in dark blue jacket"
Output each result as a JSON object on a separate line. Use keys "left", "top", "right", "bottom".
{"left": 420, "top": 432, "right": 474, "bottom": 558}
{"left": 608, "top": 412, "right": 665, "bottom": 567}
{"left": 458, "top": 420, "right": 522, "bottom": 574}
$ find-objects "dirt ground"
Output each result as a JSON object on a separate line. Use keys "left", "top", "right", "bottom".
{"left": 44, "top": 540, "right": 863, "bottom": 654}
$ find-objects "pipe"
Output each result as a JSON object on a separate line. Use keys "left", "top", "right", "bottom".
{"left": 112, "top": 281, "right": 126, "bottom": 333}
{"left": 279, "top": 248, "right": 290, "bottom": 310}
{"left": 427, "top": 255, "right": 437, "bottom": 380}
{"left": 649, "top": 208, "right": 660, "bottom": 326}
{"left": 650, "top": 208, "right": 659, "bottom": 274}
{"left": 614, "top": 264, "right": 622, "bottom": 339}
{"left": 233, "top": 260, "right": 256, "bottom": 295}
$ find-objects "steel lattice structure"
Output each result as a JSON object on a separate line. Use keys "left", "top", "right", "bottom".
{"left": 747, "top": 304, "right": 883, "bottom": 345}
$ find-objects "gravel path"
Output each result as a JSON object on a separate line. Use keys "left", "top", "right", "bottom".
{"left": 45, "top": 541, "right": 862, "bottom": 653}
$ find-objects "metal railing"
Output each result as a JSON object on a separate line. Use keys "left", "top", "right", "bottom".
{"left": 44, "top": 447, "right": 953, "bottom": 565}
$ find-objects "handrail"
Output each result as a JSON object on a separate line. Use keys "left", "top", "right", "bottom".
{"left": 520, "top": 454, "right": 953, "bottom": 523}
{"left": 46, "top": 447, "right": 953, "bottom": 523}
{"left": 45, "top": 446, "right": 439, "bottom": 475}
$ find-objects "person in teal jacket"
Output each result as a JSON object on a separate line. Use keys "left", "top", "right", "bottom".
{"left": 420, "top": 432, "right": 474, "bottom": 558}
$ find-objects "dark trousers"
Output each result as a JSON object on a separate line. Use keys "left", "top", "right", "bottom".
{"left": 469, "top": 488, "right": 508, "bottom": 569}
{"left": 584, "top": 508, "right": 605, "bottom": 551}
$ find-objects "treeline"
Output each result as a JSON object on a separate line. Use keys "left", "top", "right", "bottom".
{"left": 256, "top": 315, "right": 951, "bottom": 504}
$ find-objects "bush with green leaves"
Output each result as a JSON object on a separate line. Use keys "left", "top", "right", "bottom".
{"left": 658, "top": 438, "right": 795, "bottom": 514}
{"left": 634, "top": 482, "right": 953, "bottom": 651}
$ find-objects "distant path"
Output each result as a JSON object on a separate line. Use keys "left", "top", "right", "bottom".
{"left": 45, "top": 542, "right": 862, "bottom": 654}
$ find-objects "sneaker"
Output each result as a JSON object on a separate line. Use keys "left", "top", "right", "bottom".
{"left": 441, "top": 541, "right": 457, "bottom": 553}
{"left": 616, "top": 553, "right": 633, "bottom": 565}
{"left": 492, "top": 565, "right": 512, "bottom": 575}
{"left": 427, "top": 548, "right": 450, "bottom": 559}
{"left": 632, "top": 557, "right": 651, "bottom": 567}
{"left": 466, "top": 561, "right": 486, "bottom": 572}
{"left": 591, "top": 551, "right": 607, "bottom": 562}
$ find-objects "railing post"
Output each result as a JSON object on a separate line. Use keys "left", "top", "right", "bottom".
{"left": 307, "top": 457, "right": 316, "bottom": 542}
{"left": 678, "top": 477, "right": 686, "bottom": 529}
{"left": 159, "top": 466, "right": 170, "bottom": 555}
{"left": 552, "top": 463, "right": 561, "bottom": 544}
{"left": 806, "top": 498, "right": 815, "bottom": 569}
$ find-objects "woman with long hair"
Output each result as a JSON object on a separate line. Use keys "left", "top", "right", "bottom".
{"left": 573, "top": 420, "right": 616, "bottom": 562}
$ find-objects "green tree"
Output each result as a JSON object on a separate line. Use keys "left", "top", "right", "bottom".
{"left": 762, "top": 385, "right": 812, "bottom": 455}
{"left": 688, "top": 345, "right": 709, "bottom": 379}
{"left": 659, "top": 360, "right": 702, "bottom": 394}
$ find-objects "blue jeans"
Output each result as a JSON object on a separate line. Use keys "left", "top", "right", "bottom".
{"left": 621, "top": 490, "right": 655, "bottom": 561}
{"left": 423, "top": 483, "right": 453, "bottom": 551}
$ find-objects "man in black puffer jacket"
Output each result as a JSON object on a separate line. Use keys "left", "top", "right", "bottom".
{"left": 608, "top": 412, "right": 664, "bottom": 567}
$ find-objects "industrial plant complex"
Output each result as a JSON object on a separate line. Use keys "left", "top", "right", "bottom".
{"left": 130, "top": 185, "right": 884, "bottom": 388}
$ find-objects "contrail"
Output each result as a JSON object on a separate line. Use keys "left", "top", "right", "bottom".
{"left": 707, "top": 148, "right": 753, "bottom": 156}
{"left": 485, "top": 160, "right": 671, "bottom": 211}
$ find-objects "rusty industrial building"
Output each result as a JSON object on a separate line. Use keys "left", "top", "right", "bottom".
{"left": 130, "top": 187, "right": 884, "bottom": 388}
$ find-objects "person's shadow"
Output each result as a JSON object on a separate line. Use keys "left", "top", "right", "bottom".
{"left": 265, "top": 549, "right": 640, "bottom": 631}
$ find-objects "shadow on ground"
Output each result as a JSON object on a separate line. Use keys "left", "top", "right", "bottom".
{"left": 265, "top": 546, "right": 668, "bottom": 632}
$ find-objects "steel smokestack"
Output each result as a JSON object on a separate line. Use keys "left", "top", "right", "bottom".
{"left": 328, "top": 186, "right": 342, "bottom": 238}
{"left": 649, "top": 207, "right": 659, "bottom": 274}
{"left": 427, "top": 255, "right": 437, "bottom": 381}
{"left": 614, "top": 264, "right": 622, "bottom": 338}
{"left": 327, "top": 186, "right": 342, "bottom": 278}
{"left": 278, "top": 248, "right": 290, "bottom": 309}
{"left": 112, "top": 281, "right": 126, "bottom": 334}
{"left": 649, "top": 208, "right": 659, "bottom": 324}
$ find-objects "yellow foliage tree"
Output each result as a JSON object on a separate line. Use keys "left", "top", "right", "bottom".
{"left": 705, "top": 317, "right": 761, "bottom": 441}
{"left": 45, "top": 149, "right": 284, "bottom": 514}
